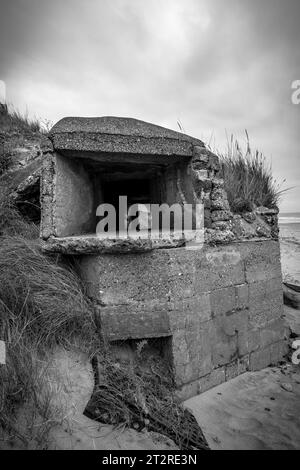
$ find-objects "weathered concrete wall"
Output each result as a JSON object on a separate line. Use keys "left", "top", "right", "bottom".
{"left": 79, "top": 239, "right": 288, "bottom": 401}
{"left": 41, "top": 151, "right": 95, "bottom": 238}
{"left": 54, "top": 154, "right": 95, "bottom": 237}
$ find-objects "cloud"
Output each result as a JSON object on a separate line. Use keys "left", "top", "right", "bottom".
{"left": 0, "top": 0, "right": 299, "bottom": 210}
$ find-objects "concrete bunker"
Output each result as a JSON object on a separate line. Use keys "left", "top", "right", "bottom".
{"left": 41, "top": 116, "right": 288, "bottom": 400}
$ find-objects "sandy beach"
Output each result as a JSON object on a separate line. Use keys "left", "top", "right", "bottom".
{"left": 280, "top": 223, "right": 300, "bottom": 286}
{"left": 185, "top": 363, "right": 300, "bottom": 450}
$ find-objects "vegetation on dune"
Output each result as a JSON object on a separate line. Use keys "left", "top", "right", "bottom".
{"left": 0, "top": 103, "right": 44, "bottom": 178}
{"left": 0, "top": 236, "right": 95, "bottom": 347}
{"left": 0, "top": 149, "right": 12, "bottom": 176}
{"left": 219, "top": 132, "right": 288, "bottom": 213}
{"left": 86, "top": 341, "right": 209, "bottom": 450}
{"left": 0, "top": 187, "right": 39, "bottom": 239}
{"left": 0, "top": 103, "right": 41, "bottom": 135}
{"left": 0, "top": 168, "right": 97, "bottom": 447}
{"left": 0, "top": 234, "right": 97, "bottom": 448}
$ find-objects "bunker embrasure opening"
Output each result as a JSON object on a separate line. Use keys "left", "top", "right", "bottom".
{"left": 53, "top": 153, "right": 191, "bottom": 238}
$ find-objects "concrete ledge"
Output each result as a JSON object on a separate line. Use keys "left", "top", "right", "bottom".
{"left": 49, "top": 116, "right": 204, "bottom": 157}
{"left": 41, "top": 235, "right": 188, "bottom": 254}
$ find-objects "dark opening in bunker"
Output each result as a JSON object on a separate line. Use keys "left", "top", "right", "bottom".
{"left": 101, "top": 177, "right": 152, "bottom": 232}
{"left": 53, "top": 152, "right": 193, "bottom": 239}
{"left": 102, "top": 179, "right": 151, "bottom": 207}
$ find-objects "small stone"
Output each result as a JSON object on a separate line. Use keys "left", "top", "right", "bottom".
{"left": 207, "top": 153, "right": 220, "bottom": 171}
{"left": 205, "top": 228, "right": 235, "bottom": 244}
{"left": 198, "top": 170, "right": 209, "bottom": 179}
{"left": 281, "top": 382, "right": 293, "bottom": 392}
{"left": 211, "top": 221, "right": 232, "bottom": 231}
{"left": 193, "top": 146, "right": 209, "bottom": 163}
{"left": 211, "top": 199, "right": 230, "bottom": 211}
{"left": 256, "top": 225, "right": 271, "bottom": 238}
{"left": 256, "top": 206, "right": 279, "bottom": 216}
{"left": 211, "top": 210, "right": 232, "bottom": 222}
{"left": 212, "top": 178, "right": 224, "bottom": 189}
{"left": 192, "top": 161, "right": 207, "bottom": 171}
{"left": 242, "top": 212, "right": 256, "bottom": 224}
{"left": 40, "top": 135, "right": 54, "bottom": 153}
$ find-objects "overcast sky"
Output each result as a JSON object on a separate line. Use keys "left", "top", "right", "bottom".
{"left": 0, "top": 0, "right": 299, "bottom": 211}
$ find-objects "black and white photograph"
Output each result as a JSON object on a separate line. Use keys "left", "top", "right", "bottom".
{"left": 0, "top": 0, "right": 299, "bottom": 454}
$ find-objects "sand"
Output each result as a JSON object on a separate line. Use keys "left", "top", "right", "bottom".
{"left": 280, "top": 225, "right": 300, "bottom": 286}
{"left": 46, "top": 348, "right": 177, "bottom": 450}
{"left": 283, "top": 304, "right": 300, "bottom": 336}
{"left": 0, "top": 347, "right": 177, "bottom": 450}
{"left": 185, "top": 364, "right": 300, "bottom": 450}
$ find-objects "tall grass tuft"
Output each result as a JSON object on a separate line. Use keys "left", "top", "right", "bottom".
{"left": 0, "top": 103, "right": 41, "bottom": 134}
{"left": 219, "top": 132, "right": 288, "bottom": 213}
{"left": 0, "top": 187, "right": 39, "bottom": 239}
{"left": 0, "top": 236, "right": 97, "bottom": 448}
{"left": 0, "top": 236, "right": 96, "bottom": 349}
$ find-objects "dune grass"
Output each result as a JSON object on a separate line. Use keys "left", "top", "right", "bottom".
{"left": 0, "top": 187, "right": 39, "bottom": 239}
{"left": 0, "top": 150, "right": 12, "bottom": 176}
{"left": 218, "top": 132, "right": 288, "bottom": 213}
{"left": 0, "top": 103, "right": 43, "bottom": 177}
{"left": 0, "top": 182, "right": 98, "bottom": 447}
{"left": 0, "top": 103, "right": 41, "bottom": 135}
{"left": 0, "top": 235, "right": 97, "bottom": 448}
{"left": 0, "top": 236, "right": 96, "bottom": 346}
{"left": 86, "top": 341, "right": 209, "bottom": 450}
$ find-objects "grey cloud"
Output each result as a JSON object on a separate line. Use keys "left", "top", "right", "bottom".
{"left": 0, "top": 0, "right": 299, "bottom": 210}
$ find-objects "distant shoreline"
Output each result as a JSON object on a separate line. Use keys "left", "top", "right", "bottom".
{"left": 279, "top": 212, "right": 300, "bottom": 225}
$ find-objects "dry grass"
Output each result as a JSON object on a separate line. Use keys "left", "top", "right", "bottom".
{"left": 0, "top": 103, "right": 41, "bottom": 135}
{"left": 0, "top": 103, "right": 43, "bottom": 177}
{"left": 0, "top": 109, "right": 96, "bottom": 447}
{"left": 0, "top": 236, "right": 96, "bottom": 350}
{"left": 0, "top": 150, "right": 12, "bottom": 176}
{"left": 0, "top": 187, "right": 39, "bottom": 239}
{"left": 0, "top": 236, "right": 97, "bottom": 448}
{"left": 85, "top": 341, "right": 209, "bottom": 450}
{"left": 219, "top": 132, "right": 288, "bottom": 213}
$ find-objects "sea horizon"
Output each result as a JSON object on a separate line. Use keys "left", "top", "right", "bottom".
{"left": 279, "top": 212, "right": 300, "bottom": 225}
